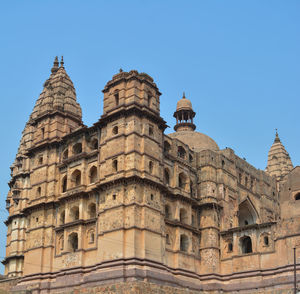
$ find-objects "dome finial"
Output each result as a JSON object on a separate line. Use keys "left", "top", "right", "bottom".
{"left": 51, "top": 56, "right": 59, "bottom": 73}
{"left": 60, "top": 56, "right": 64, "bottom": 67}
{"left": 274, "top": 128, "right": 281, "bottom": 143}
{"left": 183, "top": 91, "right": 186, "bottom": 99}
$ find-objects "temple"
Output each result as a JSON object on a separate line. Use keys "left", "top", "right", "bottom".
{"left": 2, "top": 57, "right": 300, "bottom": 293}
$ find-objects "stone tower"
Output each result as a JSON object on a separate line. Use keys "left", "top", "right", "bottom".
{"left": 97, "top": 69, "right": 167, "bottom": 263}
{"left": 5, "top": 57, "right": 83, "bottom": 277}
{"left": 266, "top": 130, "right": 293, "bottom": 180}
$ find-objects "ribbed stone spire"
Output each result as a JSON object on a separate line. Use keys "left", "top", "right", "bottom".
{"left": 31, "top": 57, "right": 82, "bottom": 121}
{"left": 266, "top": 130, "right": 293, "bottom": 180}
{"left": 14, "top": 57, "right": 83, "bottom": 158}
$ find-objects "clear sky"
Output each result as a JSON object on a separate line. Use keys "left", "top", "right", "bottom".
{"left": 0, "top": 1, "right": 299, "bottom": 273}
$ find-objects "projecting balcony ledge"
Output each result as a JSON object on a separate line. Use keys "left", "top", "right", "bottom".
{"left": 1, "top": 254, "right": 24, "bottom": 265}
{"left": 60, "top": 185, "right": 87, "bottom": 198}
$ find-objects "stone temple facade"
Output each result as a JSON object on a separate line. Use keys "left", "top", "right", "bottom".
{"left": 3, "top": 57, "right": 300, "bottom": 293}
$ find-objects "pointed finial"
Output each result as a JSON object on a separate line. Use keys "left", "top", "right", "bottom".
{"left": 119, "top": 68, "right": 123, "bottom": 73}
{"left": 60, "top": 56, "right": 64, "bottom": 67}
{"left": 274, "top": 128, "right": 281, "bottom": 143}
{"left": 183, "top": 91, "right": 186, "bottom": 99}
{"left": 51, "top": 56, "right": 59, "bottom": 73}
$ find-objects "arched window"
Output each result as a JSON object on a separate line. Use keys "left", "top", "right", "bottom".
{"left": 165, "top": 205, "right": 171, "bottom": 219}
{"left": 60, "top": 211, "right": 65, "bottom": 225}
{"left": 180, "top": 234, "right": 189, "bottom": 252}
{"left": 62, "top": 175, "right": 67, "bottom": 192}
{"left": 164, "top": 141, "right": 171, "bottom": 153}
{"left": 112, "top": 159, "right": 118, "bottom": 172}
{"left": 295, "top": 193, "right": 300, "bottom": 200}
{"left": 89, "top": 166, "right": 97, "bottom": 184}
{"left": 72, "top": 170, "right": 81, "bottom": 187}
{"left": 88, "top": 203, "right": 96, "bottom": 219}
{"left": 37, "top": 186, "right": 41, "bottom": 197}
{"left": 91, "top": 138, "right": 98, "bottom": 150}
{"left": 62, "top": 149, "right": 68, "bottom": 160}
{"left": 179, "top": 208, "right": 188, "bottom": 224}
{"left": 70, "top": 206, "right": 79, "bottom": 221}
{"left": 89, "top": 231, "right": 95, "bottom": 243}
{"left": 38, "top": 156, "right": 43, "bottom": 165}
{"left": 166, "top": 234, "right": 170, "bottom": 244}
{"left": 73, "top": 143, "right": 82, "bottom": 155}
{"left": 241, "top": 236, "right": 252, "bottom": 254}
{"left": 238, "top": 199, "right": 258, "bottom": 226}
{"left": 228, "top": 242, "right": 233, "bottom": 252}
{"left": 178, "top": 146, "right": 186, "bottom": 159}
{"left": 112, "top": 126, "right": 118, "bottom": 135}
{"left": 164, "top": 168, "right": 170, "bottom": 185}
{"left": 264, "top": 236, "right": 269, "bottom": 246}
{"left": 68, "top": 232, "right": 78, "bottom": 252}
{"left": 114, "top": 91, "right": 119, "bottom": 106}
{"left": 178, "top": 172, "right": 187, "bottom": 190}
{"left": 149, "top": 161, "right": 153, "bottom": 174}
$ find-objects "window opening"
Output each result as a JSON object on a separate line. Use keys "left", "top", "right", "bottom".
{"left": 73, "top": 143, "right": 82, "bottom": 155}
{"left": 180, "top": 235, "right": 188, "bottom": 252}
{"left": 241, "top": 236, "right": 252, "bottom": 254}
{"left": 112, "top": 126, "right": 118, "bottom": 135}
{"left": 149, "top": 161, "right": 153, "bottom": 174}
{"left": 264, "top": 236, "right": 269, "bottom": 246}
{"left": 112, "top": 159, "right": 118, "bottom": 172}
{"left": 69, "top": 233, "right": 78, "bottom": 252}
{"left": 62, "top": 176, "right": 67, "bottom": 192}
{"left": 114, "top": 92, "right": 119, "bottom": 106}
{"left": 164, "top": 169, "right": 170, "bottom": 185}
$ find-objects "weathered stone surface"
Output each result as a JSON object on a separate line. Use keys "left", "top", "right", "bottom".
{"left": 2, "top": 58, "right": 300, "bottom": 293}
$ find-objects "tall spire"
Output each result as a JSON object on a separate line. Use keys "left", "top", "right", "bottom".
{"left": 266, "top": 130, "right": 293, "bottom": 180}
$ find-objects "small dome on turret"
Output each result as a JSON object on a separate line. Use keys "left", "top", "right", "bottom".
{"left": 170, "top": 93, "right": 219, "bottom": 152}
{"left": 176, "top": 92, "right": 193, "bottom": 111}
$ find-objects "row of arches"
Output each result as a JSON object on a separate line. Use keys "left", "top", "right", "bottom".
{"left": 165, "top": 233, "right": 189, "bottom": 252}
{"left": 59, "top": 203, "right": 96, "bottom": 225}
{"left": 165, "top": 205, "right": 190, "bottom": 225}
{"left": 58, "top": 229, "right": 96, "bottom": 253}
{"left": 164, "top": 141, "right": 193, "bottom": 163}
{"left": 61, "top": 166, "right": 98, "bottom": 192}
{"left": 113, "top": 89, "right": 156, "bottom": 108}
{"left": 62, "top": 139, "right": 98, "bottom": 160}
{"left": 164, "top": 168, "right": 194, "bottom": 194}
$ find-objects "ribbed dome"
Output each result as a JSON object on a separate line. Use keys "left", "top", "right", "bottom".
{"left": 176, "top": 94, "right": 193, "bottom": 111}
{"left": 31, "top": 60, "right": 82, "bottom": 121}
{"left": 169, "top": 131, "right": 219, "bottom": 152}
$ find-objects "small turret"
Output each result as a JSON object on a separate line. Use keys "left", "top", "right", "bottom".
{"left": 173, "top": 92, "right": 196, "bottom": 132}
{"left": 266, "top": 130, "right": 293, "bottom": 180}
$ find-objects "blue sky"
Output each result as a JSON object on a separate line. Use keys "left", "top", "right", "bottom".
{"left": 0, "top": 1, "right": 299, "bottom": 273}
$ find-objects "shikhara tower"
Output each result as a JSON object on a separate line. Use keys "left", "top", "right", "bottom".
{"left": 3, "top": 58, "right": 300, "bottom": 294}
